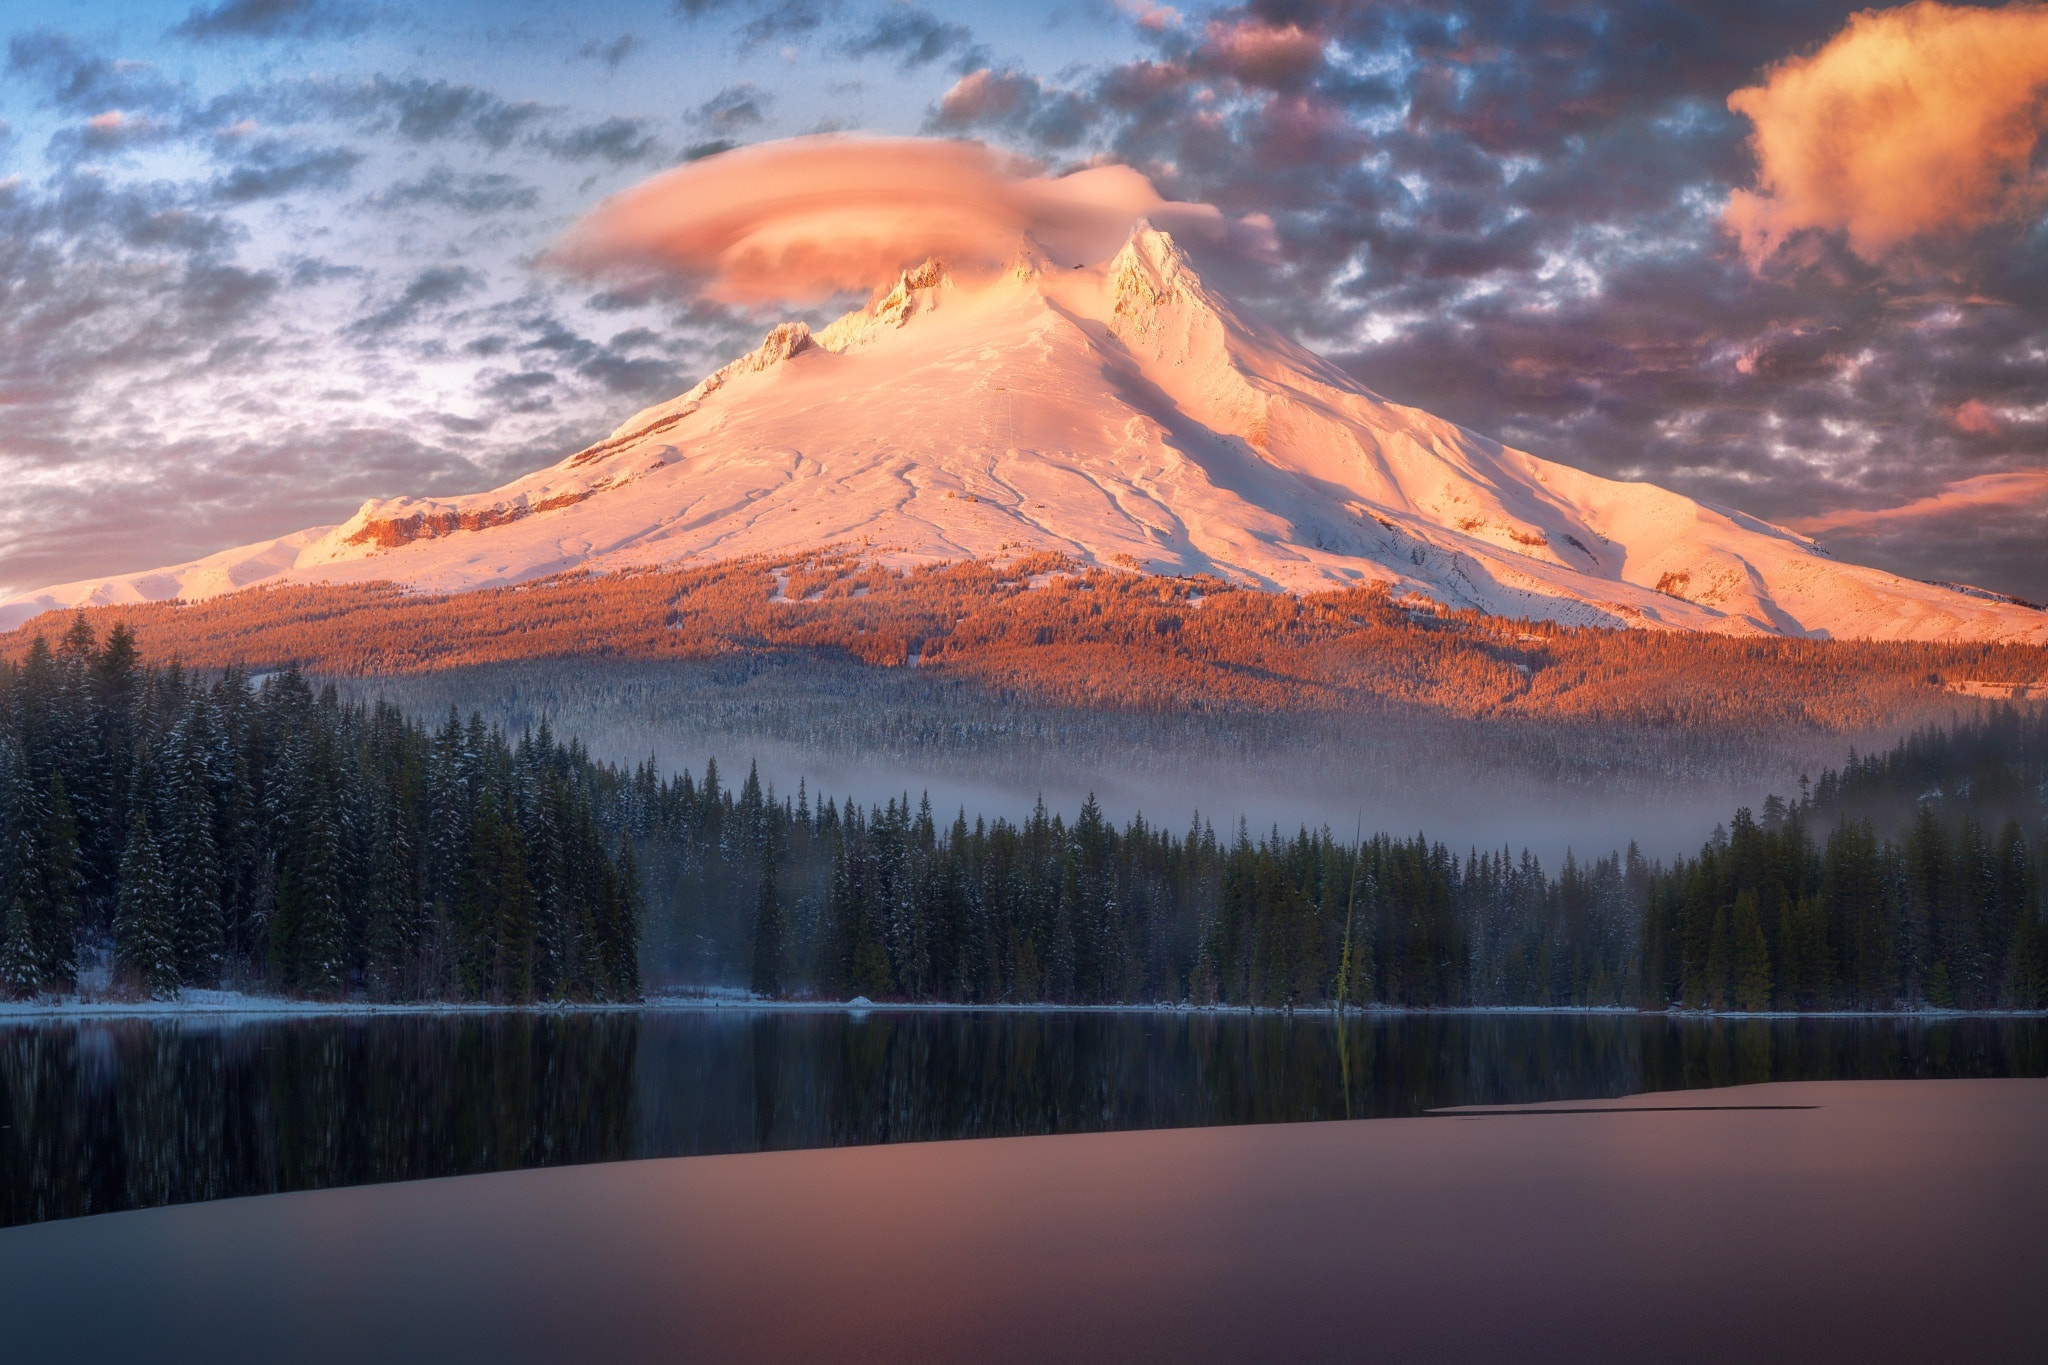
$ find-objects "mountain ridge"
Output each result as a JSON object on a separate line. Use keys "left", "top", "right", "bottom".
{"left": 4, "top": 223, "right": 2042, "bottom": 643}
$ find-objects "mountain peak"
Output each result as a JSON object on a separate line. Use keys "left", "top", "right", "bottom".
{"left": 817, "top": 257, "right": 954, "bottom": 352}
{"left": 5, "top": 224, "right": 2044, "bottom": 647}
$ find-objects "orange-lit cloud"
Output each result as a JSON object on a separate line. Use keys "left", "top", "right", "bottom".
{"left": 1201, "top": 19, "right": 1326, "bottom": 89}
{"left": 550, "top": 135, "right": 1277, "bottom": 304}
{"left": 1951, "top": 398, "right": 2003, "bottom": 435}
{"left": 1793, "top": 469, "right": 2048, "bottom": 534}
{"left": 1116, "top": 0, "right": 1182, "bottom": 33}
{"left": 1723, "top": 1, "right": 2048, "bottom": 267}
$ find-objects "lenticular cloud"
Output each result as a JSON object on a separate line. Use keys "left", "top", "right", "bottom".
{"left": 1723, "top": 1, "right": 2048, "bottom": 267}
{"left": 549, "top": 135, "right": 1277, "bottom": 303}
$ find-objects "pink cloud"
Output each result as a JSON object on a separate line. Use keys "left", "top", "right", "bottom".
{"left": 937, "top": 69, "right": 1040, "bottom": 124}
{"left": 1198, "top": 19, "right": 1327, "bottom": 90}
{"left": 1116, "top": 0, "right": 1181, "bottom": 34}
{"left": 1793, "top": 469, "right": 2048, "bottom": 535}
{"left": 1951, "top": 399, "right": 2003, "bottom": 435}
{"left": 548, "top": 135, "right": 1279, "bottom": 305}
{"left": 1723, "top": 2, "right": 2048, "bottom": 268}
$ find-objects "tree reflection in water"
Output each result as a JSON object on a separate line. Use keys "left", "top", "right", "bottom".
{"left": 2, "top": 1010, "right": 2041, "bottom": 1227}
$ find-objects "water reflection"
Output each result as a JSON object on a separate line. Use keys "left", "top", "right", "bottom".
{"left": 1, "top": 1010, "right": 2041, "bottom": 1228}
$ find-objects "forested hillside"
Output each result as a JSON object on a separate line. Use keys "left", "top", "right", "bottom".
{"left": 618, "top": 710, "right": 2048, "bottom": 1012}
{"left": 0, "top": 622, "right": 640, "bottom": 1003}
{"left": 7, "top": 621, "right": 2042, "bottom": 1013}
{"left": 1643, "top": 712, "right": 2048, "bottom": 1012}
{"left": 7, "top": 552, "right": 2043, "bottom": 730}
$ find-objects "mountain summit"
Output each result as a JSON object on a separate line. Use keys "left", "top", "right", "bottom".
{"left": 5, "top": 224, "right": 2042, "bottom": 641}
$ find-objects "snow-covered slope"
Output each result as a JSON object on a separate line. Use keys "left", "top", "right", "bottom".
{"left": 6, "top": 225, "right": 2043, "bottom": 642}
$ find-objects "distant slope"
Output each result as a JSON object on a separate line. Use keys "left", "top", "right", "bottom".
{"left": 5, "top": 226, "right": 2042, "bottom": 644}
{"left": 6, "top": 554, "right": 2042, "bottom": 735}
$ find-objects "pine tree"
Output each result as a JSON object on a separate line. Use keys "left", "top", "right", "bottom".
{"left": 113, "top": 809, "right": 180, "bottom": 999}
{"left": 1730, "top": 891, "right": 1773, "bottom": 1012}
{"left": 1704, "top": 900, "right": 1732, "bottom": 1010}
{"left": 34, "top": 770, "right": 82, "bottom": 988}
{"left": 161, "top": 718, "right": 224, "bottom": 986}
{"left": 292, "top": 803, "right": 348, "bottom": 997}
{"left": 0, "top": 896, "right": 39, "bottom": 998}
{"left": 750, "top": 830, "right": 785, "bottom": 998}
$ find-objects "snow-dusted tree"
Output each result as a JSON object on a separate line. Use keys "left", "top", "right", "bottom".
{"left": 160, "top": 715, "right": 224, "bottom": 986}
{"left": 114, "top": 809, "right": 179, "bottom": 1000}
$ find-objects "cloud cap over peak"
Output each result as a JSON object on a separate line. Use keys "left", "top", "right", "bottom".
{"left": 546, "top": 134, "right": 1278, "bottom": 304}
{"left": 1724, "top": 1, "right": 2048, "bottom": 267}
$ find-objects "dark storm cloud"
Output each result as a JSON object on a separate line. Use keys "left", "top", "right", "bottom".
{"left": 840, "top": 7, "right": 984, "bottom": 70}
{"left": 170, "top": 0, "right": 370, "bottom": 42}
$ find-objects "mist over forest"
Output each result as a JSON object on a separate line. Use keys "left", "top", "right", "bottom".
{"left": 345, "top": 658, "right": 1930, "bottom": 866}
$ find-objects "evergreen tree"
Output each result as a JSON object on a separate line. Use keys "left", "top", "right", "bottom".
{"left": 113, "top": 809, "right": 179, "bottom": 999}
{"left": 1730, "top": 891, "right": 1772, "bottom": 1012}
{"left": 750, "top": 831, "right": 785, "bottom": 998}
{"left": 161, "top": 718, "right": 224, "bottom": 986}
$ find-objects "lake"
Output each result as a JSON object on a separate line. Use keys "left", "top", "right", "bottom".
{"left": 1, "top": 1008, "right": 2041, "bottom": 1227}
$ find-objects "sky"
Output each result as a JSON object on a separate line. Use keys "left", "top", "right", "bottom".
{"left": 1, "top": 0, "right": 2044, "bottom": 599}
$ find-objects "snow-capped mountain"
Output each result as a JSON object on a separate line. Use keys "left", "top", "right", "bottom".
{"left": 5, "top": 224, "right": 2043, "bottom": 642}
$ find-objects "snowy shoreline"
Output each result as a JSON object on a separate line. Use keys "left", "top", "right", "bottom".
{"left": 0, "top": 989, "right": 2042, "bottom": 1024}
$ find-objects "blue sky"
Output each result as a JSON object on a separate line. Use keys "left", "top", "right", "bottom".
{"left": 2, "top": 0, "right": 2043, "bottom": 598}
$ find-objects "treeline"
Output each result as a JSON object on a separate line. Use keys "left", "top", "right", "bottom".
{"left": 0, "top": 622, "right": 640, "bottom": 1002}
{"left": 10, "top": 619, "right": 2043, "bottom": 1013}
{"left": 618, "top": 763, "right": 1643, "bottom": 1008}
{"left": 1642, "top": 711, "right": 2048, "bottom": 1011}
{"left": 613, "top": 711, "right": 2048, "bottom": 1012}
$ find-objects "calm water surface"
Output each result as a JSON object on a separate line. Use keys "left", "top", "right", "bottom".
{"left": 3, "top": 1008, "right": 2041, "bottom": 1229}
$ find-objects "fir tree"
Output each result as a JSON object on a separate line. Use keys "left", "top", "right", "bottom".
{"left": 1730, "top": 891, "right": 1772, "bottom": 1012}
{"left": 113, "top": 809, "right": 179, "bottom": 1000}
{"left": 750, "top": 830, "right": 785, "bottom": 998}
{"left": 161, "top": 718, "right": 225, "bottom": 986}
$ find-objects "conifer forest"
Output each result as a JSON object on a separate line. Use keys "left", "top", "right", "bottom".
{"left": 0, "top": 622, "right": 641, "bottom": 1002}
{"left": 3, "top": 619, "right": 2044, "bottom": 1013}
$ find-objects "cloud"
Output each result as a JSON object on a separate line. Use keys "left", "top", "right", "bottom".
{"left": 373, "top": 171, "right": 541, "bottom": 215}
{"left": 341, "top": 75, "right": 545, "bottom": 149}
{"left": 1196, "top": 18, "right": 1326, "bottom": 92}
{"left": 532, "top": 115, "right": 665, "bottom": 165}
{"left": 1723, "top": 2, "right": 2048, "bottom": 267}
{"left": 171, "top": 0, "right": 368, "bottom": 41}
{"left": 349, "top": 264, "right": 484, "bottom": 337}
{"left": 546, "top": 134, "right": 1281, "bottom": 304}
{"left": 8, "top": 28, "right": 185, "bottom": 115}
{"left": 47, "top": 109, "right": 178, "bottom": 161}
{"left": 1792, "top": 469, "right": 2048, "bottom": 535}
{"left": 932, "top": 67, "right": 1095, "bottom": 147}
{"left": 211, "top": 140, "right": 364, "bottom": 202}
{"left": 1950, "top": 398, "right": 2004, "bottom": 436}
{"left": 1115, "top": 1, "right": 1181, "bottom": 34}
{"left": 576, "top": 34, "right": 640, "bottom": 70}
{"left": 839, "top": 7, "right": 982, "bottom": 70}
{"left": 675, "top": 0, "right": 834, "bottom": 49}
{"left": 694, "top": 84, "right": 772, "bottom": 136}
